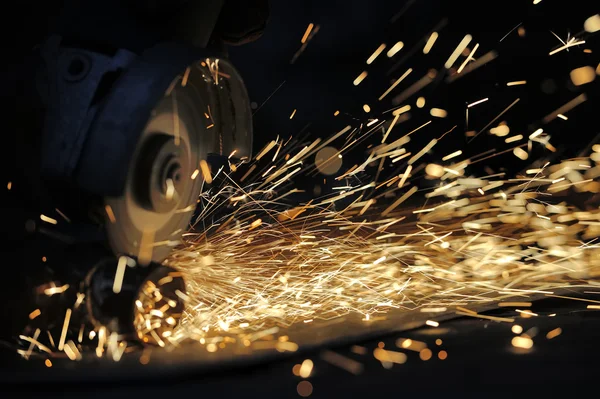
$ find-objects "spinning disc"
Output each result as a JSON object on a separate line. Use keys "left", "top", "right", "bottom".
{"left": 104, "top": 58, "right": 252, "bottom": 263}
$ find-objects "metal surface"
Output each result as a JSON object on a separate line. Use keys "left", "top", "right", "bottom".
{"left": 2, "top": 290, "right": 594, "bottom": 387}
{"left": 85, "top": 259, "right": 185, "bottom": 338}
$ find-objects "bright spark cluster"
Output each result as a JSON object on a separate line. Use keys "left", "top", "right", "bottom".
{"left": 167, "top": 145, "right": 600, "bottom": 346}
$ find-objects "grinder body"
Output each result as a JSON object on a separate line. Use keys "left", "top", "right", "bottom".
{"left": 5, "top": 0, "right": 267, "bottom": 342}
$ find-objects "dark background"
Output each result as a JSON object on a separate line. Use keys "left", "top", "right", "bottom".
{"left": 2, "top": 0, "right": 599, "bottom": 397}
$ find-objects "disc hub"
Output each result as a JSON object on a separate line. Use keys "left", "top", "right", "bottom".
{"left": 133, "top": 134, "right": 189, "bottom": 214}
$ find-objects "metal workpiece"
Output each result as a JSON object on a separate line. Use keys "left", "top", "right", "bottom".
{"left": 85, "top": 258, "right": 186, "bottom": 343}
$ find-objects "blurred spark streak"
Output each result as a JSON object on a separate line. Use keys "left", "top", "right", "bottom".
{"left": 23, "top": 329, "right": 40, "bottom": 359}
{"left": 381, "top": 186, "right": 417, "bottom": 216}
{"left": 299, "top": 359, "right": 313, "bottom": 378}
{"left": 549, "top": 37, "right": 585, "bottom": 56}
{"left": 181, "top": 67, "right": 191, "bottom": 87}
{"left": 408, "top": 139, "right": 437, "bottom": 165}
{"left": 457, "top": 43, "right": 479, "bottom": 73}
{"left": 301, "top": 23, "right": 314, "bottom": 44}
{"left": 420, "top": 307, "right": 447, "bottom": 313}
{"left": 253, "top": 80, "right": 286, "bottom": 115}
{"left": 255, "top": 140, "right": 278, "bottom": 161}
{"left": 430, "top": 108, "right": 447, "bottom": 118}
{"left": 321, "top": 350, "right": 363, "bottom": 374}
{"left": 20, "top": 333, "right": 51, "bottom": 355}
{"left": 55, "top": 208, "right": 71, "bottom": 223}
{"left": 512, "top": 325, "right": 523, "bottom": 334}
{"left": 172, "top": 90, "right": 180, "bottom": 146}
{"left": 28, "top": 309, "right": 41, "bottom": 320}
{"left": 515, "top": 309, "right": 538, "bottom": 316}
{"left": 392, "top": 71, "right": 436, "bottom": 105}
{"left": 529, "top": 128, "right": 543, "bottom": 140}
{"left": 442, "top": 150, "right": 462, "bottom": 161}
{"left": 545, "top": 295, "right": 600, "bottom": 305}
{"left": 390, "top": 0, "right": 416, "bottom": 23}
{"left": 200, "top": 160, "right": 213, "bottom": 184}
{"left": 354, "top": 71, "right": 368, "bottom": 86}
{"left": 58, "top": 309, "right": 71, "bottom": 351}
{"left": 40, "top": 214, "right": 57, "bottom": 225}
{"left": 498, "top": 302, "right": 532, "bottom": 307}
{"left": 546, "top": 328, "right": 562, "bottom": 339}
{"left": 105, "top": 205, "right": 116, "bottom": 223}
{"left": 367, "top": 44, "right": 387, "bottom": 64}
{"left": 446, "top": 51, "right": 498, "bottom": 83}
{"left": 467, "top": 97, "right": 489, "bottom": 108}
{"left": 379, "top": 69, "right": 412, "bottom": 100}
{"left": 374, "top": 348, "right": 407, "bottom": 364}
{"left": 445, "top": 35, "right": 472, "bottom": 69}
{"left": 423, "top": 32, "right": 438, "bottom": 54}
{"left": 44, "top": 284, "right": 69, "bottom": 296}
{"left": 387, "top": 41, "right": 404, "bottom": 58}
{"left": 388, "top": 19, "right": 447, "bottom": 77}
{"left": 456, "top": 311, "right": 514, "bottom": 323}
{"left": 469, "top": 98, "right": 520, "bottom": 143}
{"left": 499, "top": 22, "right": 522, "bottom": 42}
{"left": 291, "top": 25, "right": 320, "bottom": 64}
{"left": 382, "top": 114, "right": 400, "bottom": 143}
{"left": 505, "top": 135, "right": 523, "bottom": 143}
{"left": 542, "top": 94, "right": 587, "bottom": 124}
{"left": 398, "top": 165, "right": 412, "bottom": 188}
{"left": 470, "top": 143, "right": 527, "bottom": 165}
{"left": 112, "top": 256, "right": 128, "bottom": 294}
{"left": 512, "top": 336, "right": 533, "bottom": 349}
{"left": 391, "top": 105, "right": 411, "bottom": 116}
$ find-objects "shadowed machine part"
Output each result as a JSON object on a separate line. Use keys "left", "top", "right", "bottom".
{"left": 8, "top": 0, "right": 268, "bottom": 340}
{"left": 85, "top": 259, "right": 185, "bottom": 344}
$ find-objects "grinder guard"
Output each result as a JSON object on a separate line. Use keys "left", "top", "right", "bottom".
{"left": 37, "top": 39, "right": 252, "bottom": 264}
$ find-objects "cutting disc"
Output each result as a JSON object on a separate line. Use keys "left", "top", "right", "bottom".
{"left": 104, "top": 58, "right": 252, "bottom": 263}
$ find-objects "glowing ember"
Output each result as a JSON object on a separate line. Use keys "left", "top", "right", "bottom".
{"left": 546, "top": 328, "right": 562, "bottom": 340}
{"left": 511, "top": 336, "right": 533, "bottom": 349}
{"left": 353, "top": 71, "right": 368, "bottom": 86}
{"left": 570, "top": 66, "right": 596, "bottom": 86}
{"left": 387, "top": 41, "right": 404, "bottom": 58}
{"left": 583, "top": 14, "right": 600, "bottom": 33}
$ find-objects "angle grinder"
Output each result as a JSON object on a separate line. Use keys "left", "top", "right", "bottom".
{"left": 7, "top": 0, "right": 267, "bottom": 344}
